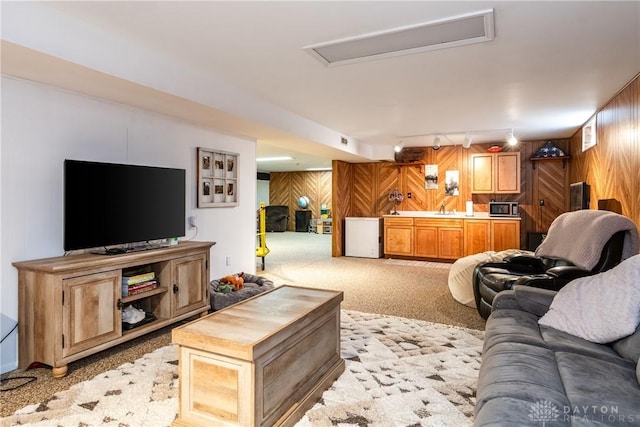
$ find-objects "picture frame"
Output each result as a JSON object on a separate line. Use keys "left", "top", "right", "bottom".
{"left": 582, "top": 117, "right": 597, "bottom": 152}
{"left": 425, "top": 164, "right": 438, "bottom": 190}
{"left": 197, "top": 147, "right": 238, "bottom": 207}
{"left": 445, "top": 170, "right": 460, "bottom": 196}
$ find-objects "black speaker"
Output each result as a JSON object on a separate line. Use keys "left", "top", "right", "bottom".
{"left": 527, "top": 232, "right": 547, "bottom": 251}
{"left": 265, "top": 205, "right": 289, "bottom": 232}
{"left": 295, "top": 210, "right": 311, "bottom": 232}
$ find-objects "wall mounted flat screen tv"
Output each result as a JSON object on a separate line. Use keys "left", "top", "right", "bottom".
{"left": 64, "top": 160, "right": 185, "bottom": 252}
{"left": 569, "top": 181, "right": 590, "bottom": 211}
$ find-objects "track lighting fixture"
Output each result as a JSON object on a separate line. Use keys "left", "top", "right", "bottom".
{"left": 394, "top": 141, "right": 405, "bottom": 153}
{"left": 395, "top": 128, "right": 518, "bottom": 150}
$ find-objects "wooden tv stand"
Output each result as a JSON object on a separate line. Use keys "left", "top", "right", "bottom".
{"left": 13, "top": 241, "right": 215, "bottom": 378}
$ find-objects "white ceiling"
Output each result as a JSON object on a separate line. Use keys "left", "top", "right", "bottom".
{"left": 11, "top": 1, "right": 640, "bottom": 172}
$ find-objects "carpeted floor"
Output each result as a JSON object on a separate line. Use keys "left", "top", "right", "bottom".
{"left": 0, "top": 231, "right": 485, "bottom": 418}
{"left": 258, "top": 231, "right": 485, "bottom": 330}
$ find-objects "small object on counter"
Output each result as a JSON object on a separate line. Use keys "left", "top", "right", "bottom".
{"left": 466, "top": 201, "right": 474, "bottom": 216}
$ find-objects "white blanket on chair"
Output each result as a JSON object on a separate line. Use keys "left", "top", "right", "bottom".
{"left": 535, "top": 210, "right": 639, "bottom": 270}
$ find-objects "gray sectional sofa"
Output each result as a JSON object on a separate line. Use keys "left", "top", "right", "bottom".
{"left": 475, "top": 286, "right": 640, "bottom": 426}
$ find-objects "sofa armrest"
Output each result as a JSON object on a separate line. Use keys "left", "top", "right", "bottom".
{"left": 492, "top": 286, "right": 557, "bottom": 317}
{"left": 491, "top": 290, "right": 519, "bottom": 311}
{"left": 514, "top": 286, "right": 557, "bottom": 317}
{"left": 503, "top": 254, "right": 546, "bottom": 270}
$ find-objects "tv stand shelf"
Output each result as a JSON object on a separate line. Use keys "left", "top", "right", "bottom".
{"left": 122, "top": 286, "right": 168, "bottom": 304}
{"left": 13, "top": 241, "right": 215, "bottom": 378}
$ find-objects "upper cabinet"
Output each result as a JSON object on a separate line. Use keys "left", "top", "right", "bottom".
{"left": 471, "top": 152, "right": 521, "bottom": 194}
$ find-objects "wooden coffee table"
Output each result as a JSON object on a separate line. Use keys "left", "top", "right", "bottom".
{"left": 171, "top": 285, "right": 344, "bottom": 427}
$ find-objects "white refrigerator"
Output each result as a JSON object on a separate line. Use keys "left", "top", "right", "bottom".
{"left": 345, "top": 217, "right": 383, "bottom": 258}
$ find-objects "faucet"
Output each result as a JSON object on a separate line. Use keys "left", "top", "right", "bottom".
{"left": 440, "top": 201, "right": 446, "bottom": 214}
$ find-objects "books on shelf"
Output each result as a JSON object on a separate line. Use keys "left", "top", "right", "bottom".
{"left": 122, "top": 271, "right": 155, "bottom": 286}
{"left": 122, "top": 279, "right": 158, "bottom": 297}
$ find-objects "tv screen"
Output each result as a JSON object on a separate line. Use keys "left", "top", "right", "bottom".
{"left": 64, "top": 160, "right": 185, "bottom": 252}
{"left": 569, "top": 181, "right": 590, "bottom": 211}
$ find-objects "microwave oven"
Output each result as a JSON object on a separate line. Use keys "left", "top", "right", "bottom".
{"left": 489, "top": 201, "right": 519, "bottom": 217}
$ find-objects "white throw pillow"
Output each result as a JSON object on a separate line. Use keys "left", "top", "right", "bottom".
{"left": 538, "top": 254, "right": 640, "bottom": 343}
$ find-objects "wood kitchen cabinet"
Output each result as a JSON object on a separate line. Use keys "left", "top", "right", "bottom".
{"left": 384, "top": 215, "right": 520, "bottom": 260}
{"left": 491, "top": 220, "right": 520, "bottom": 251}
{"left": 464, "top": 219, "right": 521, "bottom": 255}
{"left": 414, "top": 218, "right": 463, "bottom": 260}
{"left": 414, "top": 222, "right": 438, "bottom": 258}
{"left": 13, "top": 241, "right": 214, "bottom": 378}
{"left": 471, "top": 152, "right": 521, "bottom": 194}
{"left": 384, "top": 217, "right": 414, "bottom": 256}
{"left": 464, "top": 219, "right": 492, "bottom": 255}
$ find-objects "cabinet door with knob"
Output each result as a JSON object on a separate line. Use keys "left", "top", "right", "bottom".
{"left": 172, "top": 253, "right": 209, "bottom": 317}
{"left": 384, "top": 217, "right": 414, "bottom": 256}
{"left": 62, "top": 270, "right": 121, "bottom": 359}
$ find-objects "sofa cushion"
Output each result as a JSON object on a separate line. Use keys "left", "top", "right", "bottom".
{"left": 538, "top": 254, "right": 640, "bottom": 343}
{"left": 540, "top": 326, "right": 630, "bottom": 367}
{"left": 486, "top": 303, "right": 627, "bottom": 366}
{"left": 482, "top": 308, "right": 547, "bottom": 352}
{"left": 476, "top": 342, "right": 571, "bottom": 420}
{"left": 613, "top": 324, "right": 640, "bottom": 363}
{"left": 556, "top": 352, "right": 639, "bottom": 423}
{"left": 474, "top": 397, "right": 572, "bottom": 427}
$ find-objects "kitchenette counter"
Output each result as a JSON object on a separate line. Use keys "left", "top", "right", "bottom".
{"left": 383, "top": 211, "right": 521, "bottom": 260}
{"left": 384, "top": 211, "right": 521, "bottom": 220}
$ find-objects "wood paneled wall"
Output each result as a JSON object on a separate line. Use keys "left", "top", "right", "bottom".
{"left": 568, "top": 74, "right": 640, "bottom": 231}
{"left": 269, "top": 171, "right": 332, "bottom": 231}
{"left": 331, "top": 140, "right": 571, "bottom": 255}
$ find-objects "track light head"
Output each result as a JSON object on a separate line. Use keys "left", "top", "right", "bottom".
{"left": 463, "top": 134, "right": 472, "bottom": 149}
{"left": 432, "top": 135, "right": 441, "bottom": 150}
{"left": 507, "top": 129, "right": 518, "bottom": 146}
{"left": 394, "top": 141, "right": 404, "bottom": 153}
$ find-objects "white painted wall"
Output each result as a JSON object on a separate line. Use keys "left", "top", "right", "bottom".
{"left": 0, "top": 76, "right": 257, "bottom": 373}
{"left": 256, "top": 178, "right": 270, "bottom": 210}
{"left": 2, "top": 2, "right": 368, "bottom": 159}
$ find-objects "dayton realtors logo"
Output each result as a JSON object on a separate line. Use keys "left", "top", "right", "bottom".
{"left": 529, "top": 400, "right": 638, "bottom": 425}
{"left": 529, "top": 400, "right": 560, "bottom": 425}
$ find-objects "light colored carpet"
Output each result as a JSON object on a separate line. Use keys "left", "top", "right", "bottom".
{"left": 258, "top": 232, "right": 485, "bottom": 330}
{"left": 2, "top": 310, "right": 484, "bottom": 427}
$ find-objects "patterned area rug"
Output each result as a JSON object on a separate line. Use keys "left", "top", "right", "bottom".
{"left": 2, "top": 310, "right": 484, "bottom": 427}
